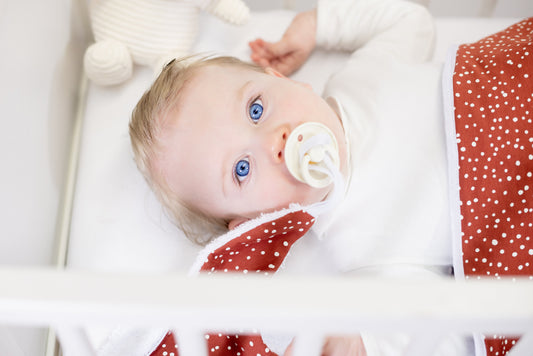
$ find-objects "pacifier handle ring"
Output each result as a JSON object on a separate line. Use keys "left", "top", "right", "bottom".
{"left": 301, "top": 153, "right": 332, "bottom": 189}
{"left": 298, "top": 133, "right": 332, "bottom": 163}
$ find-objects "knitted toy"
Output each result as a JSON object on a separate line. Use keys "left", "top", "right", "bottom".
{"left": 84, "top": 0, "right": 250, "bottom": 86}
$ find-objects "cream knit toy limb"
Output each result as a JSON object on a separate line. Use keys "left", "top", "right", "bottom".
{"left": 84, "top": 0, "right": 249, "bottom": 86}
{"left": 199, "top": 0, "right": 249, "bottom": 24}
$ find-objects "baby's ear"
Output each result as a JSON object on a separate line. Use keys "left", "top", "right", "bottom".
{"left": 228, "top": 217, "right": 249, "bottom": 230}
{"left": 266, "top": 67, "right": 312, "bottom": 90}
{"left": 265, "top": 67, "right": 285, "bottom": 78}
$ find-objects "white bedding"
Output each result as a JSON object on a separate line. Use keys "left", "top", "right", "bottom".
{"left": 66, "top": 10, "right": 519, "bottom": 349}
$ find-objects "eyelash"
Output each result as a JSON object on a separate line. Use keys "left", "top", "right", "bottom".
{"left": 234, "top": 157, "right": 251, "bottom": 185}
{"left": 248, "top": 95, "right": 264, "bottom": 123}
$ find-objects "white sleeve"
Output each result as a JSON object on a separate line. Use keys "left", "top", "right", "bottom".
{"left": 315, "top": 0, "right": 435, "bottom": 63}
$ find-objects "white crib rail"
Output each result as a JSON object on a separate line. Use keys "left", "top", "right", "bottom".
{"left": 0, "top": 268, "right": 532, "bottom": 356}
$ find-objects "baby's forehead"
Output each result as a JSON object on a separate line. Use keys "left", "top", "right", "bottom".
{"left": 167, "top": 62, "right": 269, "bottom": 125}
{"left": 181, "top": 65, "right": 264, "bottom": 106}
{"left": 192, "top": 63, "right": 260, "bottom": 81}
{"left": 166, "top": 64, "right": 251, "bottom": 116}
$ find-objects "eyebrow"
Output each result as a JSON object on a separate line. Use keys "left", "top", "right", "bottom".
{"left": 238, "top": 80, "right": 253, "bottom": 107}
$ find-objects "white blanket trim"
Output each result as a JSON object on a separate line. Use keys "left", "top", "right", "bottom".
{"left": 442, "top": 44, "right": 465, "bottom": 281}
{"left": 442, "top": 44, "right": 486, "bottom": 356}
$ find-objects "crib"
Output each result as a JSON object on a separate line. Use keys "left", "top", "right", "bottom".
{"left": 1, "top": 0, "right": 533, "bottom": 355}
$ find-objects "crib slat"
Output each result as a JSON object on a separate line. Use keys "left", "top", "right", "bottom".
{"left": 403, "top": 332, "right": 441, "bottom": 356}
{"left": 290, "top": 332, "right": 324, "bottom": 356}
{"left": 282, "top": 0, "right": 296, "bottom": 10}
{"left": 0, "top": 326, "right": 27, "bottom": 356}
{"left": 173, "top": 328, "right": 208, "bottom": 356}
{"left": 479, "top": 0, "right": 498, "bottom": 17}
{"left": 54, "top": 327, "right": 96, "bottom": 356}
{"left": 506, "top": 332, "right": 533, "bottom": 356}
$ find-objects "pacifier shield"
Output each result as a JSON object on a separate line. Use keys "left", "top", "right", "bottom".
{"left": 285, "top": 122, "right": 340, "bottom": 188}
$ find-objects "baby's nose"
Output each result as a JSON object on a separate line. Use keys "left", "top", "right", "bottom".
{"left": 269, "top": 126, "right": 289, "bottom": 163}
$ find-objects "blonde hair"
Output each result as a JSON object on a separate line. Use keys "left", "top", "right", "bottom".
{"left": 129, "top": 55, "right": 264, "bottom": 245}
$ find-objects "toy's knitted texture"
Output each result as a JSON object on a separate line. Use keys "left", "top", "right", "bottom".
{"left": 204, "top": 0, "right": 250, "bottom": 24}
{"left": 84, "top": 0, "right": 249, "bottom": 86}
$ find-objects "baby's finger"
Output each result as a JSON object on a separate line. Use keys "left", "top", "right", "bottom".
{"left": 253, "top": 38, "right": 291, "bottom": 59}
{"left": 270, "top": 58, "right": 295, "bottom": 76}
{"left": 253, "top": 56, "right": 271, "bottom": 69}
{"left": 249, "top": 40, "right": 276, "bottom": 61}
{"left": 250, "top": 53, "right": 264, "bottom": 65}
{"left": 248, "top": 39, "right": 265, "bottom": 52}
{"left": 267, "top": 40, "right": 293, "bottom": 58}
{"left": 275, "top": 51, "right": 305, "bottom": 75}
{"left": 248, "top": 41, "right": 262, "bottom": 56}
{"left": 249, "top": 38, "right": 265, "bottom": 46}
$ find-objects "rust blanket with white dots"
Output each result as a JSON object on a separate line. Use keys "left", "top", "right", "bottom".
{"left": 149, "top": 206, "right": 315, "bottom": 356}
{"left": 445, "top": 17, "right": 533, "bottom": 356}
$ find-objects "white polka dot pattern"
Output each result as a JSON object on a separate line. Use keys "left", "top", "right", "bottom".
{"left": 150, "top": 331, "right": 276, "bottom": 356}
{"left": 200, "top": 211, "right": 314, "bottom": 276}
{"left": 453, "top": 17, "right": 533, "bottom": 356}
{"left": 150, "top": 211, "right": 315, "bottom": 356}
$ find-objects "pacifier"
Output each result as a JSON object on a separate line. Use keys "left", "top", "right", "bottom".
{"left": 284, "top": 122, "right": 340, "bottom": 188}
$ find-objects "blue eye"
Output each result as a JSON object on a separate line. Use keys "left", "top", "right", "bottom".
{"left": 249, "top": 98, "right": 263, "bottom": 122}
{"left": 234, "top": 158, "right": 250, "bottom": 182}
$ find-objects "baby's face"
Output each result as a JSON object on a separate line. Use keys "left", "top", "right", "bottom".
{"left": 158, "top": 64, "right": 348, "bottom": 228}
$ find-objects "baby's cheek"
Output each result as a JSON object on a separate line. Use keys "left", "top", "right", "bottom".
{"left": 255, "top": 187, "right": 298, "bottom": 211}
{"left": 282, "top": 184, "right": 325, "bottom": 207}
{"left": 255, "top": 172, "right": 325, "bottom": 211}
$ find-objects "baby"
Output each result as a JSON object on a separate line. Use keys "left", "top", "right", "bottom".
{"left": 129, "top": 0, "right": 522, "bottom": 354}
{"left": 129, "top": 53, "right": 350, "bottom": 244}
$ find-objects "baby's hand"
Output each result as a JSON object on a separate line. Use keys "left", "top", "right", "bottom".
{"left": 321, "top": 335, "right": 367, "bottom": 356}
{"left": 249, "top": 9, "right": 317, "bottom": 76}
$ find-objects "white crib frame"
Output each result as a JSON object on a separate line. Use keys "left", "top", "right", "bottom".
{"left": 0, "top": 267, "right": 532, "bottom": 356}
{"left": 3, "top": 0, "right": 530, "bottom": 355}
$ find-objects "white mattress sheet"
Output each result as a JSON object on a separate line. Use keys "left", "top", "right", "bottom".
{"left": 68, "top": 12, "right": 519, "bottom": 274}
